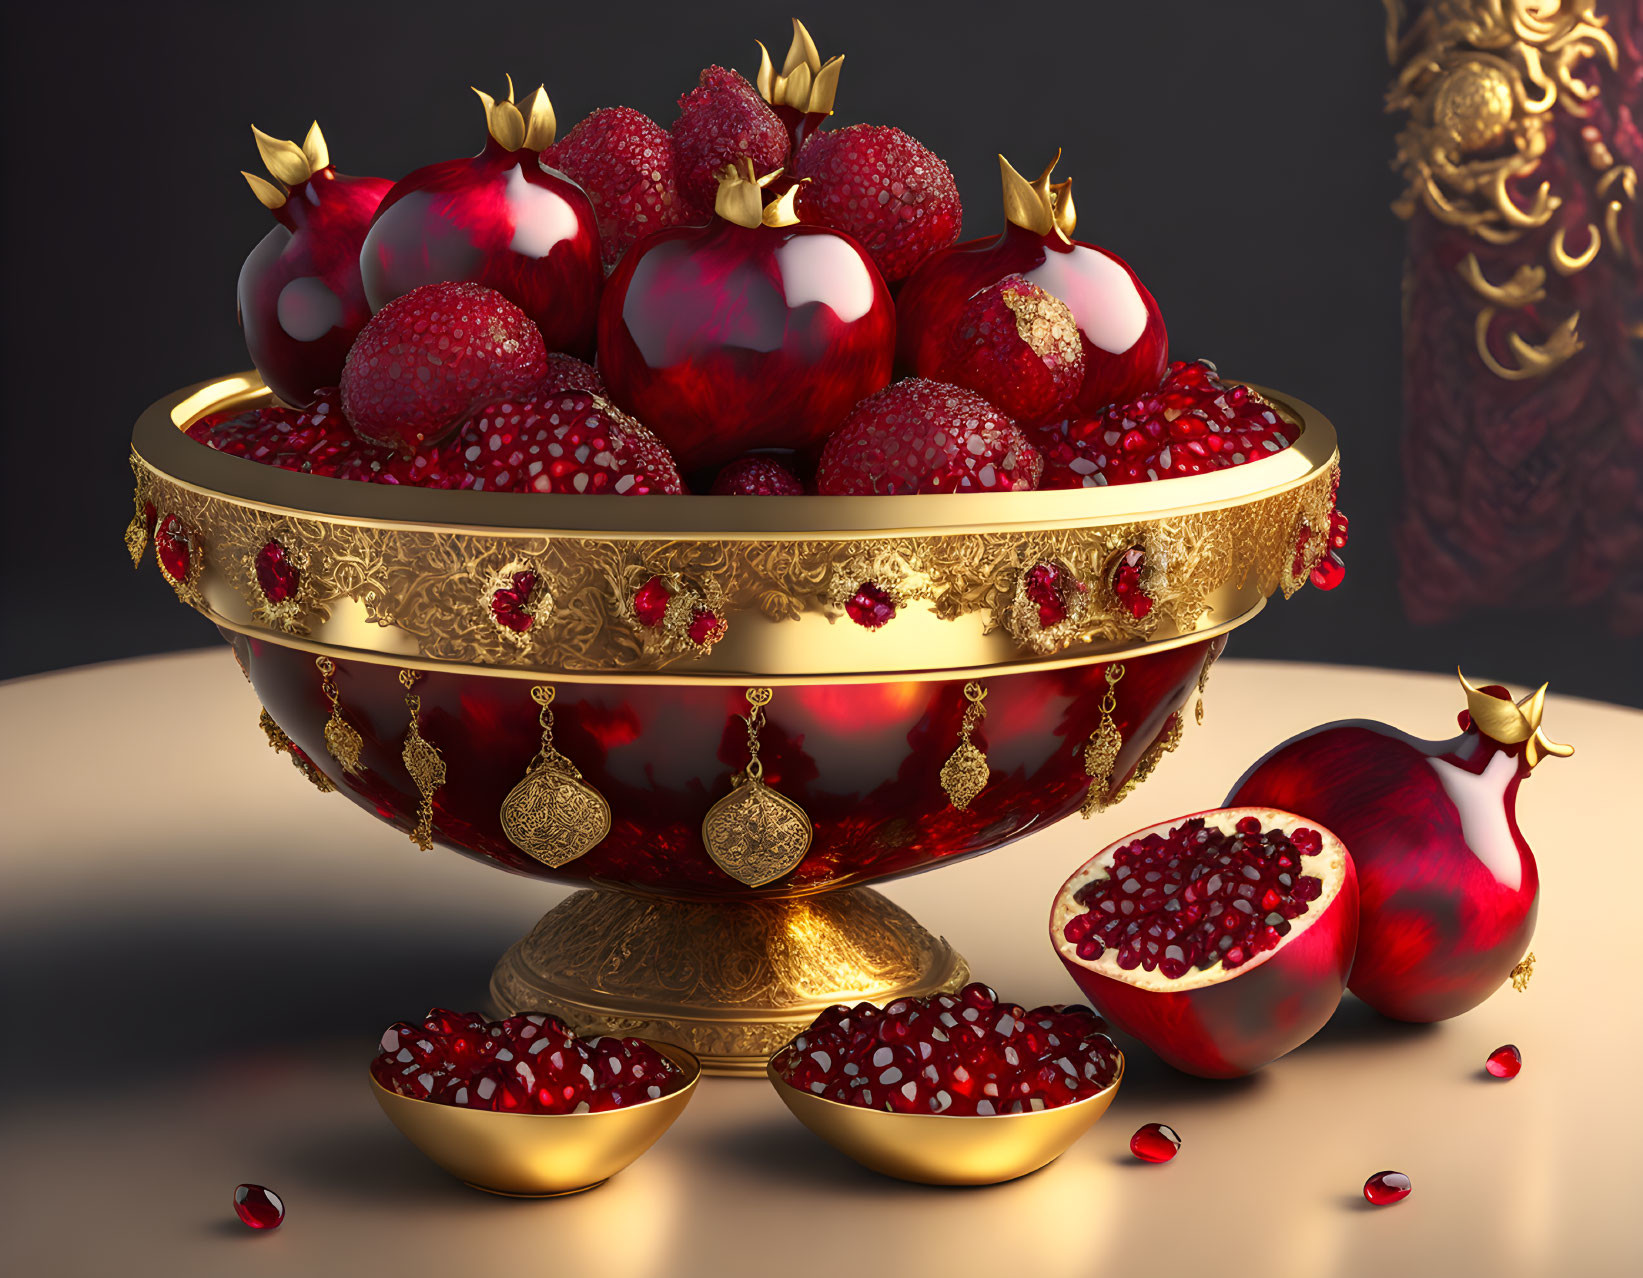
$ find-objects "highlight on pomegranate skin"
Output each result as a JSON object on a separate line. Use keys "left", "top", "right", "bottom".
{"left": 370, "top": 1008, "right": 687, "bottom": 1114}
{"left": 768, "top": 983, "right": 1123, "bottom": 1115}
{"left": 1050, "top": 808, "right": 1358, "bottom": 1078}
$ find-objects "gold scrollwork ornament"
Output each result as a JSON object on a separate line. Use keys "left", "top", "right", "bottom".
{"left": 315, "top": 655, "right": 364, "bottom": 774}
{"left": 500, "top": 686, "right": 611, "bottom": 868}
{"left": 258, "top": 706, "right": 336, "bottom": 794}
{"left": 702, "top": 688, "right": 813, "bottom": 888}
{"left": 1081, "top": 664, "right": 1126, "bottom": 818}
{"left": 939, "top": 681, "right": 990, "bottom": 811}
{"left": 399, "top": 669, "right": 446, "bottom": 851}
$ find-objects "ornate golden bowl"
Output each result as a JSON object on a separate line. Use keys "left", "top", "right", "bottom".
{"left": 371, "top": 1040, "right": 700, "bottom": 1195}
{"left": 767, "top": 1056, "right": 1124, "bottom": 1185}
{"left": 128, "top": 373, "right": 1339, "bottom": 1072}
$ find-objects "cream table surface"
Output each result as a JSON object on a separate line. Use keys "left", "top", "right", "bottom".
{"left": 2, "top": 651, "right": 1637, "bottom": 1278}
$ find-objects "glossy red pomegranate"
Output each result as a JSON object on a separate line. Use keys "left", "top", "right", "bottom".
{"left": 1228, "top": 674, "right": 1571, "bottom": 1023}
{"left": 597, "top": 160, "right": 895, "bottom": 472}
{"left": 898, "top": 152, "right": 1168, "bottom": 414}
{"left": 359, "top": 79, "right": 603, "bottom": 356}
{"left": 1051, "top": 808, "right": 1358, "bottom": 1078}
{"left": 236, "top": 124, "right": 390, "bottom": 408}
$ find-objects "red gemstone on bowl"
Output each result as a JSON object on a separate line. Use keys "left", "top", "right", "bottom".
{"left": 233, "top": 1183, "right": 285, "bottom": 1230}
{"left": 1486, "top": 1044, "right": 1522, "bottom": 1079}
{"left": 1024, "top": 562, "right": 1073, "bottom": 628}
{"left": 1310, "top": 553, "right": 1346, "bottom": 591}
{"left": 491, "top": 570, "right": 538, "bottom": 633}
{"left": 1112, "top": 548, "right": 1153, "bottom": 620}
{"left": 687, "top": 608, "right": 725, "bottom": 647}
{"left": 156, "top": 515, "right": 192, "bottom": 583}
{"left": 255, "top": 541, "right": 299, "bottom": 604}
{"left": 1129, "top": 1122, "right": 1181, "bottom": 1163}
{"left": 1363, "top": 1170, "right": 1411, "bottom": 1205}
{"left": 846, "top": 581, "right": 897, "bottom": 630}
{"left": 634, "top": 575, "right": 672, "bottom": 628}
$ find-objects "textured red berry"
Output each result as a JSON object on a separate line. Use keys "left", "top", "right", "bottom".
{"left": 671, "top": 66, "right": 788, "bottom": 213}
{"left": 532, "top": 352, "right": 607, "bottom": 399}
{"left": 466, "top": 393, "right": 683, "bottom": 494}
{"left": 793, "top": 124, "right": 962, "bottom": 283}
{"left": 341, "top": 282, "right": 546, "bottom": 455}
{"left": 543, "top": 107, "right": 691, "bottom": 269}
{"left": 710, "top": 455, "right": 805, "bottom": 495}
{"left": 942, "top": 275, "right": 1084, "bottom": 426}
{"left": 232, "top": 1184, "right": 285, "bottom": 1230}
{"left": 817, "top": 379, "right": 1042, "bottom": 495}
{"left": 1034, "top": 359, "right": 1296, "bottom": 488}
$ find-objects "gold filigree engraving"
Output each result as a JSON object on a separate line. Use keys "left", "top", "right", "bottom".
{"left": 939, "top": 681, "right": 990, "bottom": 811}
{"left": 399, "top": 669, "right": 446, "bottom": 850}
{"left": 1080, "top": 664, "right": 1125, "bottom": 818}
{"left": 315, "top": 656, "right": 364, "bottom": 774}
{"left": 259, "top": 706, "right": 335, "bottom": 793}
{"left": 500, "top": 686, "right": 611, "bottom": 868}
{"left": 702, "top": 688, "right": 813, "bottom": 887}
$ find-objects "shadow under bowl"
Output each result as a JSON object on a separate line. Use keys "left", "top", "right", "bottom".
{"left": 371, "top": 1041, "right": 701, "bottom": 1196}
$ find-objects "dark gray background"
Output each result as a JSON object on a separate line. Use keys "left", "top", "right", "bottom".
{"left": 3, "top": 0, "right": 1636, "bottom": 705}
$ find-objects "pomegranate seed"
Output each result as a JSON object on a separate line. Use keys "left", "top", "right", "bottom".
{"left": 633, "top": 575, "right": 672, "bottom": 627}
{"left": 232, "top": 1184, "right": 285, "bottom": 1230}
{"left": 1310, "top": 553, "right": 1346, "bottom": 591}
{"left": 845, "top": 581, "right": 897, "bottom": 629}
{"left": 1129, "top": 1123, "right": 1182, "bottom": 1163}
{"left": 1363, "top": 1170, "right": 1412, "bottom": 1205}
{"left": 1485, "top": 1044, "right": 1522, "bottom": 1079}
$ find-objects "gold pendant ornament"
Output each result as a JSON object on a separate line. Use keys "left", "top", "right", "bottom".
{"left": 1081, "top": 664, "right": 1126, "bottom": 818}
{"left": 702, "top": 688, "right": 813, "bottom": 888}
{"left": 500, "top": 686, "right": 611, "bottom": 868}
{"left": 399, "top": 669, "right": 446, "bottom": 851}
{"left": 1195, "top": 645, "right": 1215, "bottom": 726}
{"left": 939, "top": 682, "right": 990, "bottom": 811}
{"left": 1511, "top": 951, "right": 1536, "bottom": 993}
{"left": 316, "top": 656, "right": 364, "bottom": 774}
{"left": 259, "top": 706, "right": 336, "bottom": 794}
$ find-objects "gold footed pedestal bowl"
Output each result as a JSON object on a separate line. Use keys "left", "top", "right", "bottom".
{"left": 128, "top": 373, "right": 1340, "bottom": 1074}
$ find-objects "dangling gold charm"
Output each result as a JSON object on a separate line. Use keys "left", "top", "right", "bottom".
{"left": 1195, "top": 646, "right": 1214, "bottom": 725}
{"left": 259, "top": 707, "right": 336, "bottom": 793}
{"left": 316, "top": 656, "right": 364, "bottom": 774}
{"left": 1511, "top": 951, "right": 1536, "bottom": 992}
{"left": 1081, "top": 664, "right": 1126, "bottom": 818}
{"left": 500, "top": 686, "right": 611, "bottom": 868}
{"left": 702, "top": 688, "right": 812, "bottom": 888}
{"left": 399, "top": 669, "right": 446, "bottom": 851}
{"left": 124, "top": 495, "right": 151, "bottom": 567}
{"left": 939, "top": 681, "right": 990, "bottom": 811}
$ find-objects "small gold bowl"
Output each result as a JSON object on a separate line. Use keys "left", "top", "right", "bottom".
{"left": 372, "top": 1041, "right": 700, "bottom": 1196}
{"left": 767, "top": 1055, "right": 1124, "bottom": 1186}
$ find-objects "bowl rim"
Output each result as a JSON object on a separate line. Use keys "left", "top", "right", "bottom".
{"left": 133, "top": 371, "right": 1338, "bottom": 538}
{"left": 764, "top": 1049, "right": 1125, "bottom": 1120}
{"left": 369, "top": 1037, "right": 702, "bottom": 1116}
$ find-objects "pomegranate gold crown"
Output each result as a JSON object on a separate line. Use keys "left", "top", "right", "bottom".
{"left": 472, "top": 74, "right": 557, "bottom": 152}
{"left": 241, "top": 122, "right": 330, "bottom": 210}
{"left": 999, "top": 152, "right": 1077, "bottom": 243}
{"left": 755, "top": 18, "right": 844, "bottom": 116}
{"left": 1457, "top": 670, "right": 1573, "bottom": 769}
{"left": 714, "top": 158, "right": 803, "bottom": 228}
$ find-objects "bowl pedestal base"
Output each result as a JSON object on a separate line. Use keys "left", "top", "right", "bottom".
{"left": 489, "top": 887, "right": 970, "bottom": 1076}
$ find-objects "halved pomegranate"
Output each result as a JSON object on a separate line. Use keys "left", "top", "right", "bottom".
{"left": 1050, "top": 808, "right": 1358, "bottom": 1079}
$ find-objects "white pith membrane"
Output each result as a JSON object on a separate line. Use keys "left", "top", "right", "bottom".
{"left": 1051, "top": 807, "right": 1348, "bottom": 993}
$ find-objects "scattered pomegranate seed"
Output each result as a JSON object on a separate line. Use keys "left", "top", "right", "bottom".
{"left": 254, "top": 541, "right": 299, "bottom": 604}
{"left": 1363, "top": 1170, "right": 1412, "bottom": 1206}
{"left": 845, "top": 582, "right": 897, "bottom": 630}
{"left": 770, "top": 983, "right": 1121, "bottom": 1115}
{"left": 1129, "top": 1123, "right": 1181, "bottom": 1163}
{"left": 1486, "top": 1044, "right": 1522, "bottom": 1079}
{"left": 232, "top": 1184, "right": 285, "bottom": 1230}
{"left": 633, "top": 576, "right": 673, "bottom": 628}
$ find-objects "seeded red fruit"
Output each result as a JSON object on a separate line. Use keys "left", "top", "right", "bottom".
{"left": 1229, "top": 674, "right": 1570, "bottom": 1023}
{"left": 817, "top": 379, "right": 1043, "bottom": 495}
{"left": 371, "top": 1009, "right": 687, "bottom": 1114}
{"left": 1129, "top": 1123, "right": 1181, "bottom": 1163}
{"left": 532, "top": 352, "right": 607, "bottom": 399}
{"left": 1363, "top": 1170, "right": 1412, "bottom": 1205}
{"left": 237, "top": 124, "right": 391, "bottom": 408}
{"left": 769, "top": 983, "right": 1122, "bottom": 1115}
{"left": 942, "top": 275, "right": 1085, "bottom": 427}
{"left": 341, "top": 282, "right": 546, "bottom": 455}
{"left": 466, "top": 393, "right": 683, "bottom": 495}
{"left": 794, "top": 124, "right": 963, "bottom": 282}
{"left": 359, "top": 80, "right": 603, "bottom": 356}
{"left": 542, "top": 106, "right": 690, "bottom": 269}
{"left": 899, "top": 152, "right": 1167, "bottom": 414}
{"left": 186, "top": 389, "right": 388, "bottom": 478}
{"left": 232, "top": 1184, "right": 285, "bottom": 1230}
{"left": 1051, "top": 808, "right": 1358, "bottom": 1078}
{"left": 1486, "top": 1044, "right": 1523, "bottom": 1079}
{"left": 671, "top": 65, "right": 789, "bottom": 213}
{"left": 710, "top": 455, "right": 805, "bottom": 496}
{"left": 1034, "top": 360, "right": 1297, "bottom": 488}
